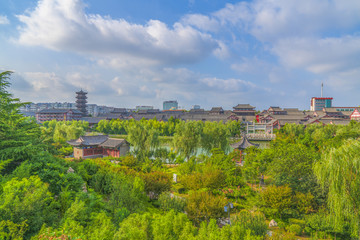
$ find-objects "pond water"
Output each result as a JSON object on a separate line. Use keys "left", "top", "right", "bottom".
{"left": 129, "top": 140, "right": 271, "bottom": 158}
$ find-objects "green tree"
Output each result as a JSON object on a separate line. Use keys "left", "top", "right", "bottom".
{"left": 115, "top": 213, "right": 152, "bottom": 240}
{"left": 0, "top": 176, "right": 56, "bottom": 238}
{"left": 0, "top": 71, "right": 43, "bottom": 174}
{"left": 158, "top": 192, "right": 186, "bottom": 213}
{"left": 173, "top": 121, "right": 203, "bottom": 159}
{"left": 201, "top": 121, "right": 229, "bottom": 153}
{"left": 260, "top": 185, "right": 293, "bottom": 219}
{"left": 141, "top": 171, "right": 172, "bottom": 199}
{"left": 0, "top": 220, "right": 28, "bottom": 240}
{"left": 185, "top": 191, "right": 227, "bottom": 225}
{"left": 86, "top": 212, "right": 115, "bottom": 240}
{"left": 181, "top": 168, "right": 226, "bottom": 191}
{"left": 11, "top": 152, "right": 84, "bottom": 194}
{"left": 152, "top": 211, "right": 195, "bottom": 240}
{"left": 314, "top": 139, "right": 360, "bottom": 239}
{"left": 126, "top": 121, "right": 160, "bottom": 161}
{"left": 108, "top": 174, "right": 147, "bottom": 214}
{"left": 268, "top": 142, "right": 319, "bottom": 194}
{"left": 225, "top": 120, "right": 243, "bottom": 137}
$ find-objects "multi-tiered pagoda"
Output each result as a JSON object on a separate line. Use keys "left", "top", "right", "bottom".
{"left": 75, "top": 90, "right": 87, "bottom": 116}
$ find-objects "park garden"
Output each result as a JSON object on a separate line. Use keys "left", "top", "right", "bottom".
{"left": 1, "top": 71, "right": 360, "bottom": 239}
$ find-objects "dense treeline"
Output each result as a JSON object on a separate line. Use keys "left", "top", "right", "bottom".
{"left": 2, "top": 70, "right": 360, "bottom": 239}
{"left": 41, "top": 116, "right": 241, "bottom": 159}
{"left": 95, "top": 117, "right": 242, "bottom": 138}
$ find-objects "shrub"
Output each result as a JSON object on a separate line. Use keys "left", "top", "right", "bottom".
{"left": 287, "top": 224, "right": 302, "bottom": 235}
{"left": 185, "top": 191, "right": 227, "bottom": 225}
{"left": 293, "top": 191, "right": 314, "bottom": 215}
{"left": 181, "top": 169, "right": 226, "bottom": 191}
{"left": 288, "top": 218, "right": 305, "bottom": 228}
{"left": 232, "top": 210, "right": 268, "bottom": 238}
{"left": 268, "top": 231, "right": 297, "bottom": 240}
{"left": 141, "top": 171, "right": 172, "bottom": 199}
{"left": 172, "top": 184, "right": 185, "bottom": 194}
{"left": 121, "top": 155, "right": 138, "bottom": 168}
{"left": 158, "top": 192, "right": 186, "bottom": 212}
{"left": 260, "top": 185, "right": 292, "bottom": 219}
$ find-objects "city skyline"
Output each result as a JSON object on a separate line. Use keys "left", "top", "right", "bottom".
{"left": 1, "top": 0, "right": 360, "bottom": 110}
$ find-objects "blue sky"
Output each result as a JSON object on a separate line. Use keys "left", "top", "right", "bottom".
{"left": 1, "top": 0, "right": 360, "bottom": 110}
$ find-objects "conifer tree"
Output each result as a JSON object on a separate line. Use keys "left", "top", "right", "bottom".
{"left": 0, "top": 71, "right": 42, "bottom": 173}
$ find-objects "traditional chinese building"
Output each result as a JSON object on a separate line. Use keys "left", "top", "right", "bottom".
{"left": 36, "top": 109, "right": 82, "bottom": 123}
{"left": 67, "top": 135, "right": 130, "bottom": 159}
{"left": 209, "top": 107, "right": 224, "bottom": 115}
{"left": 232, "top": 104, "right": 256, "bottom": 116}
{"left": 76, "top": 90, "right": 88, "bottom": 116}
{"left": 267, "top": 106, "right": 287, "bottom": 115}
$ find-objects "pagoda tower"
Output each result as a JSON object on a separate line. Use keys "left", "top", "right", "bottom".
{"left": 75, "top": 90, "right": 88, "bottom": 116}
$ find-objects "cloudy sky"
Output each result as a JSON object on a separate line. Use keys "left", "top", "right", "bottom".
{"left": 1, "top": 0, "right": 360, "bottom": 110}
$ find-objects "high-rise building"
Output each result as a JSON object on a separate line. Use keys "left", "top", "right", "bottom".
{"left": 310, "top": 97, "right": 333, "bottom": 111}
{"left": 191, "top": 105, "right": 201, "bottom": 110}
{"left": 163, "top": 100, "right": 178, "bottom": 110}
{"left": 76, "top": 90, "right": 88, "bottom": 116}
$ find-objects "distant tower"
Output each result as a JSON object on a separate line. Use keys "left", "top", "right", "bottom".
{"left": 76, "top": 90, "right": 87, "bottom": 116}
{"left": 321, "top": 82, "right": 323, "bottom": 97}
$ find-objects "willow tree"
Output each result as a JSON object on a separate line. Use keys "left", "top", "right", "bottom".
{"left": 126, "top": 121, "right": 159, "bottom": 161}
{"left": 314, "top": 139, "right": 360, "bottom": 239}
{"left": 201, "top": 121, "right": 229, "bottom": 153}
{"left": 173, "top": 121, "right": 203, "bottom": 160}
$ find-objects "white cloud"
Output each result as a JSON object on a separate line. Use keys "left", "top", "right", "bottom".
{"left": 214, "top": 2, "right": 252, "bottom": 26}
{"left": 17, "top": 72, "right": 74, "bottom": 102}
{"left": 273, "top": 36, "right": 360, "bottom": 74}
{"left": 214, "top": 0, "right": 360, "bottom": 42}
{"left": 200, "top": 77, "right": 256, "bottom": 92}
{"left": 0, "top": 15, "right": 9, "bottom": 25}
{"left": 12, "top": 71, "right": 117, "bottom": 103}
{"left": 24, "top": 72, "right": 64, "bottom": 91}
{"left": 326, "top": 69, "right": 360, "bottom": 92}
{"left": 213, "top": 41, "right": 230, "bottom": 59}
{"left": 181, "top": 14, "right": 220, "bottom": 32}
{"left": 211, "top": 0, "right": 360, "bottom": 87}
{"left": 17, "top": 0, "right": 220, "bottom": 65}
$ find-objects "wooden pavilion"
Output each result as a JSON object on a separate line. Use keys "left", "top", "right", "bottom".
{"left": 231, "top": 134, "right": 259, "bottom": 165}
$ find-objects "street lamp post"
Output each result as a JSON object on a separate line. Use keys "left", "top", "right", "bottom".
{"left": 224, "top": 202, "right": 234, "bottom": 225}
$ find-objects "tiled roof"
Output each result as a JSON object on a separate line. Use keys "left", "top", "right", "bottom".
{"left": 38, "top": 108, "right": 82, "bottom": 114}
{"left": 231, "top": 135, "right": 259, "bottom": 149}
{"left": 80, "top": 117, "right": 107, "bottom": 124}
{"left": 277, "top": 119, "right": 303, "bottom": 125}
{"left": 268, "top": 107, "right": 283, "bottom": 111}
{"left": 283, "top": 108, "right": 300, "bottom": 112}
{"left": 100, "top": 138, "right": 128, "bottom": 148}
{"left": 319, "top": 119, "right": 351, "bottom": 125}
{"left": 67, "top": 135, "right": 108, "bottom": 146}
{"left": 210, "top": 107, "right": 224, "bottom": 112}
{"left": 189, "top": 109, "right": 205, "bottom": 113}
{"left": 233, "top": 104, "right": 255, "bottom": 109}
{"left": 268, "top": 114, "right": 308, "bottom": 120}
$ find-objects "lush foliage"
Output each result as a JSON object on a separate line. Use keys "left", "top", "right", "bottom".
{"left": 3, "top": 70, "right": 360, "bottom": 239}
